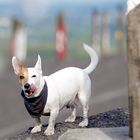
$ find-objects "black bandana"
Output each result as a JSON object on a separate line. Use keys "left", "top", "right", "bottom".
{"left": 21, "top": 82, "right": 48, "bottom": 118}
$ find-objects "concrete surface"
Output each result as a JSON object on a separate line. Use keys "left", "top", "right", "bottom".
{"left": 58, "top": 127, "right": 131, "bottom": 140}
{"left": 9, "top": 108, "right": 129, "bottom": 140}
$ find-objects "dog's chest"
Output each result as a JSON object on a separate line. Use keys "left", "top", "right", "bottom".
{"left": 21, "top": 82, "right": 48, "bottom": 117}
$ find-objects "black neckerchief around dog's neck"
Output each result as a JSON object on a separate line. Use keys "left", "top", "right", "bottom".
{"left": 21, "top": 81, "right": 48, "bottom": 118}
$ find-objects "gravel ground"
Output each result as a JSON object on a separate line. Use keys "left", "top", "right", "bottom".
{"left": 9, "top": 108, "right": 129, "bottom": 140}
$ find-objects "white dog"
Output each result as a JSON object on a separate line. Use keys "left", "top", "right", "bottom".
{"left": 12, "top": 44, "right": 98, "bottom": 136}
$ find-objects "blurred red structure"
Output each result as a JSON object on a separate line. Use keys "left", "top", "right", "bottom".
{"left": 55, "top": 13, "right": 67, "bottom": 61}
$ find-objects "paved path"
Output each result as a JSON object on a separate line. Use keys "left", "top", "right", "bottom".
{"left": 0, "top": 54, "right": 128, "bottom": 139}
{"left": 58, "top": 127, "right": 131, "bottom": 140}
{"left": 9, "top": 108, "right": 129, "bottom": 140}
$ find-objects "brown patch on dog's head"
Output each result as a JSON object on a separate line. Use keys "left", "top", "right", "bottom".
{"left": 18, "top": 67, "right": 28, "bottom": 86}
{"left": 12, "top": 56, "right": 28, "bottom": 86}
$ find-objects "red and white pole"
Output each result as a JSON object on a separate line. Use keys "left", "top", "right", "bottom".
{"left": 55, "top": 14, "right": 67, "bottom": 61}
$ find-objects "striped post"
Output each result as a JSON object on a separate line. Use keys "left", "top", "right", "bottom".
{"left": 55, "top": 13, "right": 67, "bottom": 61}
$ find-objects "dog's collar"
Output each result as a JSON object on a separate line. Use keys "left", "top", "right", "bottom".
{"left": 21, "top": 81, "right": 48, "bottom": 118}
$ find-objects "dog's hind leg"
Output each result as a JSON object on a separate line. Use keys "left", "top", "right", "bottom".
{"left": 78, "top": 101, "right": 89, "bottom": 127}
{"left": 78, "top": 87, "right": 91, "bottom": 127}
{"left": 31, "top": 117, "right": 42, "bottom": 133}
{"left": 65, "top": 103, "right": 77, "bottom": 123}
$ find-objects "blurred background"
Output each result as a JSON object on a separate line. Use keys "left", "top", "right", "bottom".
{"left": 0, "top": 0, "right": 128, "bottom": 139}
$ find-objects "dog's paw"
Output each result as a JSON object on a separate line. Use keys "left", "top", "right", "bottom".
{"left": 31, "top": 125, "right": 42, "bottom": 133}
{"left": 44, "top": 127, "right": 54, "bottom": 136}
{"left": 65, "top": 115, "right": 75, "bottom": 123}
{"left": 78, "top": 119, "right": 88, "bottom": 127}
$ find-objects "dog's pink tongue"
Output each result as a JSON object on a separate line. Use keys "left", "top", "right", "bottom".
{"left": 30, "top": 84, "right": 37, "bottom": 93}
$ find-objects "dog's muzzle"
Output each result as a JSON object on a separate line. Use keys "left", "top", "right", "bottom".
{"left": 24, "top": 83, "right": 37, "bottom": 96}
{"left": 24, "top": 83, "right": 31, "bottom": 95}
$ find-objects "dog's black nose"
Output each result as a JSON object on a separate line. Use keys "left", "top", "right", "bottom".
{"left": 24, "top": 83, "right": 30, "bottom": 89}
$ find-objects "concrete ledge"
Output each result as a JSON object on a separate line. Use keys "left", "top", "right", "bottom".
{"left": 58, "top": 127, "right": 131, "bottom": 140}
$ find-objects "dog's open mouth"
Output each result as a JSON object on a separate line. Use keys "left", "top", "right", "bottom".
{"left": 25, "top": 85, "right": 37, "bottom": 96}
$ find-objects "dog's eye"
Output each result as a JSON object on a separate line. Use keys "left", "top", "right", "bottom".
{"left": 19, "top": 75, "right": 24, "bottom": 80}
{"left": 32, "top": 75, "right": 36, "bottom": 78}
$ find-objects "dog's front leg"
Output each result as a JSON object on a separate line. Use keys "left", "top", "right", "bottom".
{"left": 31, "top": 117, "right": 42, "bottom": 133}
{"left": 44, "top": 109, "right": 59, "bottom": 136}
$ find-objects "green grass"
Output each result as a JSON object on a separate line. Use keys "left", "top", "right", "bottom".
{"left": 26, "top": 43, "right": 89, "bottom": 62}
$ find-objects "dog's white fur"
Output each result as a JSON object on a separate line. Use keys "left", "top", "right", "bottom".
{"left": 12, "top": 44, "right": 98, "bottom": 136}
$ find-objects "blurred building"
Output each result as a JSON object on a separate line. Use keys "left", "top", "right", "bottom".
{"left": 9, "top": 18, "right": 27, "bottom": 61}
{"left": 115, "top": 6, "right": 125, "bottom": 52}
{"left": 92, "top": 11, "right": 101, "bottom": 56}
{"left": 101, "top": 12, "right": 111, "bottom": 55}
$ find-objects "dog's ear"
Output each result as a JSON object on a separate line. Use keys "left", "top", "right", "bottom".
{"left": 12, "top": 56, "right": 24, "bottom": 75}
{"left": 35, "top": 55, "right": 42, "bottom": 74}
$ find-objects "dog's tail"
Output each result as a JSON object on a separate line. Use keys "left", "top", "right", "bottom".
{"left": 83, "top": 44, "right": 99, "bottom": 74}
